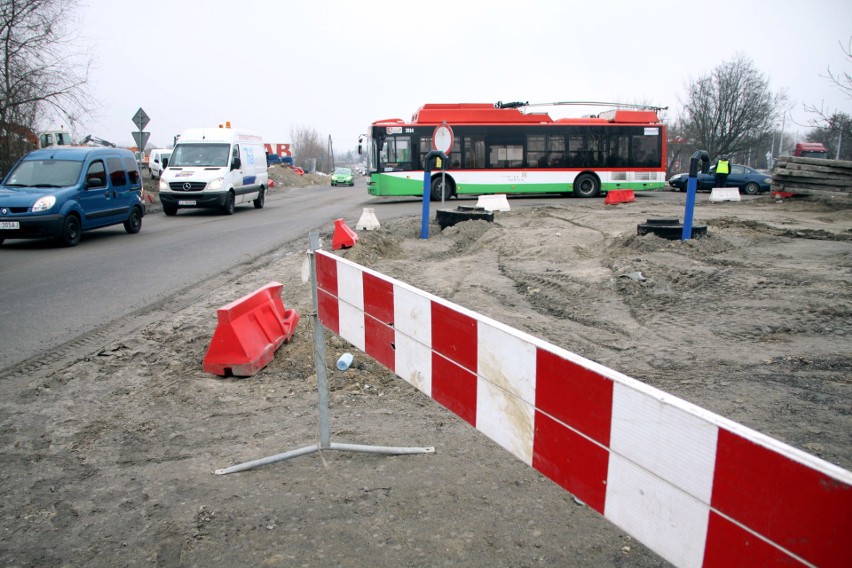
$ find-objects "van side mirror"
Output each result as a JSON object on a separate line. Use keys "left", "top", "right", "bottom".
{"left": 162, "top": 158, "right": 168, "bottom": 169}
{"left": 87, "top": 176, "right": 102, "bottom": 188}
{"left": 231, "top": 157, "right": 241, "bottom": 170}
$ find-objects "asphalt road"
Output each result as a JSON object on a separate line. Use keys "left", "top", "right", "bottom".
{"left": 0, "top": 182, "right": 739, "bottom": 371}
{"left": 0, "top": 180, "right": 371, "bottom": 369}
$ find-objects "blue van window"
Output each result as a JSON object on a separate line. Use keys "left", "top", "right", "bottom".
{"left": 86, "top": 161, "right": 107, "bottom": 188}
{"left": 107, "top": 157, "right": 127, "bottom": 186}
{"left": 122, "top": 156, "right": 140, "bottom": 184}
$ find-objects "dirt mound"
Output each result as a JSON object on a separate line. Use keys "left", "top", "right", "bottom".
{"left": 1, "top": 194, "right": 849, "bottom": 567}
{"left": 267, "top": 166, "right": 326, "bottom": 188}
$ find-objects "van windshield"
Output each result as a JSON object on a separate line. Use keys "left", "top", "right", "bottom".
{"left": 4, "top": 159, "right": 83, "bottom": 188}
{"left": 169, "top": 143, "right": 230, "bottom": 167}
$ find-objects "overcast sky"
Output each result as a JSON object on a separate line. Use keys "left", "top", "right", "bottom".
{"left": 65, "top": 0, "right": 851, "bottom": 152}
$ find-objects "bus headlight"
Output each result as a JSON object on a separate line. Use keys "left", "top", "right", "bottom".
{"left": 32, "top": 195, "right": 56, "bottom": 212}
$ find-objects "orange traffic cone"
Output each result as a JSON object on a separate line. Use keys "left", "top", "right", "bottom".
{"left": 332, "top": 218, "right": 359, "bottom": 250}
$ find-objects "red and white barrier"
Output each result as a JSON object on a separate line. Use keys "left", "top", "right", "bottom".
{"left": 203, "top": 282, "right": 299, "bottom": 377}
{"left": 315, "top": 250, "right": 850, "bottom": 568}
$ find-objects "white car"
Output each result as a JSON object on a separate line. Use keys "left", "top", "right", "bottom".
{"left": 148, "top": 148, "right": 172, "bottom": 180}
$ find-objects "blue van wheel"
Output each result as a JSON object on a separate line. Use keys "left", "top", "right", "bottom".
{"left": 124, "top": 206, "right": 143, "bottom": 234}
{"left": 59, "top": 214, "right": 81, "bottom": 247}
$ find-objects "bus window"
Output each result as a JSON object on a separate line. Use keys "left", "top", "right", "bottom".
{"left": 528, "top": 135, "right": 565, "bottom": 167}
{"left": 463, "top": 136, "right": 485, "bottom": 169}
{"left": 381, "top": 136, "right": 411, "bottom": 171}
{"left": 632, "top": 133, "right": 660, "bottom": 168}
{"left": 607, "top": 134, "right": 629, "bottom": 167}
{"left": 489, "top": 145, "right": 523, "bottom": 168}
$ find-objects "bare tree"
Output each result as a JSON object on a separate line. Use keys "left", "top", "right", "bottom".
{"left": 822, "top": 37, "right": 852, "bottom": 100}
{"left": 0, "top": 0, "right": 92, "bottom": 173}
{"left": 290, "top": 125, "right": 329, "bottom": 172}
{"left": 807, "top": 112, "right": 852, "bottom": 161}
{"left": 680, "top": 53, "right": 786, "bottom": 160}
{"left": 803, "top": 37, "right": 851, "bottom": 158}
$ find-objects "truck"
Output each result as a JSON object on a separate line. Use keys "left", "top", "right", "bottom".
{"left": 793, "top": 142, "right": 829, "bottom": 159}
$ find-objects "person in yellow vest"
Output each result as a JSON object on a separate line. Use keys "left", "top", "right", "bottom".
{"left": 715, "top": 155, "right": 731, "bottom": 188}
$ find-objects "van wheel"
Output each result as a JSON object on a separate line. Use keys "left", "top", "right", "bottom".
{"left": 58, "top": 214, "right": 81, "bottom": 247}
{"left": 163, "top": 203, "right": 177, "bottom": 216}
{"left": 253, "top": 188, "right": 265, "bottom": 209}
{"left": 124, "top": 206, "right": 143, "bottom": 233}
{"left": 222, "top": 191, "right": 235, "bottom": 215}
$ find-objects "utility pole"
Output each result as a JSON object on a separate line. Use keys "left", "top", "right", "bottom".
{"left": 837, "top": 129, "right": 843, "bottom": 160}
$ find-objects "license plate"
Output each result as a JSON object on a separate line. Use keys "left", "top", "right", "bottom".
{"left": 0, "top": 221, "right": 20, "bottom": 229}
{"left": 178, "top": 200, "right": 196, "bottom": 206}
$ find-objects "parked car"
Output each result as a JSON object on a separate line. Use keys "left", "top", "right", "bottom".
{"left": 331, "top": 167, "right": 354, "bottom": 186}
{"left": 0, "top": 147, "right": 145, "bottom": 246}
{"left": 668, "top": 164, "right": 772, "bottom": 195}
{"left": 148, "top": 148, "right": 172, "bottom": 179}
{"left": 266, "top": 153, "right": 283, "bottom": 166}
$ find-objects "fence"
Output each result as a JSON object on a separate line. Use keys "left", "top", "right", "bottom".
{"left": 315, "top": 248, "right": 850, "bottom": 568}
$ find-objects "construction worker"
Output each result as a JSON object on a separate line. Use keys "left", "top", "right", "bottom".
{"left": 715, "top": 155, "right": 731, "bottom": 188}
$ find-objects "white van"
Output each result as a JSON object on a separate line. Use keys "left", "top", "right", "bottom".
{"left": 158, "top": 125, "right": 268, "bottom": 216}
{"left": 147, "top": 148, "right": 172, "bottom": 180}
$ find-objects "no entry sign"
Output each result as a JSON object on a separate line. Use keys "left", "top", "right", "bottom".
{"left": 432, "top": 123, "right": 454, "bottom": 154}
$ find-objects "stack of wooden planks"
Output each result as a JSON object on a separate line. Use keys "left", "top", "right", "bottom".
{"left": 771, "top": 156, "right": 852, "bottom": 197}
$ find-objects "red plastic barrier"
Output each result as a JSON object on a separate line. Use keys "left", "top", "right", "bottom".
{"left": 604, "top": 189, "right": 636, "bottom": 205}
{"left": 332, "top": 218, "right": 359, "bottom": 250}
{"left": 202, "top": 282, "right": 300, "bottom": 377}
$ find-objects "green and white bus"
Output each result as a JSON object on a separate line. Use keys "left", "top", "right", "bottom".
{"left": 362, "top": 103, "right": 667, "bottom": 200}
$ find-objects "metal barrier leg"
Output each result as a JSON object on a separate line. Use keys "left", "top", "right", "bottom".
{"left": 214, "top": 231, "right": 434, "bottom": 475}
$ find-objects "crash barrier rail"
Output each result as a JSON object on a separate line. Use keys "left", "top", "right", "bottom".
{"left": 202, "top": 282, "right": 299, "bottom": 377}
{"left": 313, "top": 247, "right": 851, "bottom": 568}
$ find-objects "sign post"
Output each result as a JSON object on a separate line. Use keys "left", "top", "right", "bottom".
{"left": 431, "top": 122, "right": 454, "bottom": 203}
{"left": 682, "top": 150, "right": 709, "bottom": 240}
{"left": 420, "top": 150, "right": 448, "bottom": 240}
{"left": 131, "top": 107, "right": 150, "bottom": 159}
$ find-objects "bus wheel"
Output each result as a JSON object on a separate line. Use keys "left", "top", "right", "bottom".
{"left": 573, "top": 173, "right": 600, "bottom": 198}
{"left": 430, "top": 176, "right": 453, "bottom": 201}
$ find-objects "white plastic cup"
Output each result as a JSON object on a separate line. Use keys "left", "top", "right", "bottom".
{"left": 336, "top": 352, "right": 353, "bottom": 371}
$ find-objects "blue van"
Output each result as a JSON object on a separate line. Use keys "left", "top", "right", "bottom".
{"left": 0, "top": 147, "right": 145, "bottom": 247}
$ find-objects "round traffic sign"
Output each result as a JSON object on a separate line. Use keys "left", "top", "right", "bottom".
{"left": 432, "top": 124, "right": 454, "bottom": 154}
